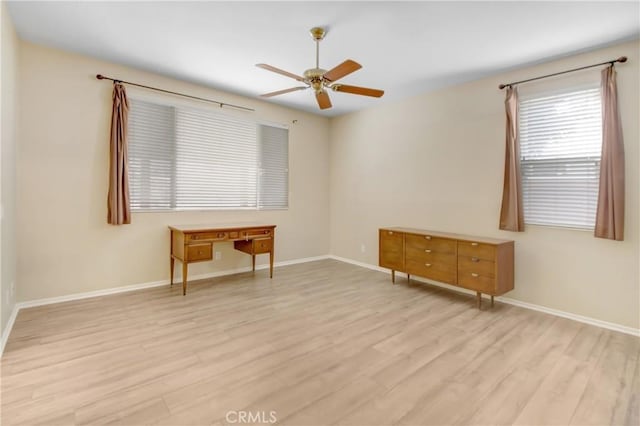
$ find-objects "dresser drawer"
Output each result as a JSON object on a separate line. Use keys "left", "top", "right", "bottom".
{"left": 406, "top": 247, "right": 456, "bottom": 266}
{"left": 405, "top": 234, "right": 456, "bottom": 254}
{"left": 458, "top": 256, "right": 495, "bottom": 278}
{"left": 187, "top": 243, "right": 213, "bottom": 261}
{"left": 379, "top": 230, "right": 404, "bottom": 270}
{"left": 458, "top": 241, "right": 496, "bottom": 261}
{"left": 253, "top": 238, "right": 272, "bottom": 254}
{"left": 188, "top": 232, "right": 227, "bottom": 242}
{"left": 406, "top": 258, "right": 456, "bottom": 284}
{"left": 458, "top": 271, "right": 496, "bottom": 294}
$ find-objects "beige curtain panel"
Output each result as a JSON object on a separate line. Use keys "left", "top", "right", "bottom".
{"left": 595, "top": 66, "right": 625, "bottom": 240}
{"left": 499, "top": 86, "right": 524, "bottom": 232}
{"left": 107, "top": 83, "right": 131, "bottom": 225}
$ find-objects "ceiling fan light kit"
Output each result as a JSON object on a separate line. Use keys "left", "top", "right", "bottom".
{"left": 256, "top": 26, "right": 384, "bottom": 110}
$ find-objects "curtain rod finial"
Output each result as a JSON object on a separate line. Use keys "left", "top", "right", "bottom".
{"left": 618, "top": 56, "right": 628, "bottom": 63}
{"left": 96, "top": 74, "right": 105, "bottom": 80}
{"left": 498, "top": 83, "right": 507, "bottom": 90}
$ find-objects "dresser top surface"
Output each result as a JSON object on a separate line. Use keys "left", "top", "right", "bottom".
{"left": 169, "top": 223, "right": 276, "bottom": 233}
{"left": 380, "top": 227, "right": 513, "bottom": 245}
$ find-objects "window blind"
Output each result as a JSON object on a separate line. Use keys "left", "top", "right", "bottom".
{"left": 519, "top": 85, "right": 602, "bottom": 229}
{"left": 128, "top": 100, "right": 175, "bottom": 210}
{"left": 128, "top": 98, "right": 287, "bottom": 211}
{"left": 258, "top": 125, "right": 289, "bottom": 209}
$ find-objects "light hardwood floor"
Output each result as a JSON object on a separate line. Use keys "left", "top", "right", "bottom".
{"left": 1, "top": 259, "right": 638, "bottom": 425}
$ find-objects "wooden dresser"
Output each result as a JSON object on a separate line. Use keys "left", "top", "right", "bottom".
{"left": 379, "top": 227, "right": 514, "bottom": 308}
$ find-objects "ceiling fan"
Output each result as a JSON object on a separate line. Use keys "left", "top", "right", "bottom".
{"left": 256, "top": 27, "right": 384, "bottom": 110}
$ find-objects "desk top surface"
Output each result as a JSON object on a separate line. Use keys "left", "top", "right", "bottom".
{"left": 169, "top": 223, "right": 276, "bottom": 233}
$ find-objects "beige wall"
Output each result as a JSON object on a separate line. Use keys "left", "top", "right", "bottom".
{"left": 330, "top": 40, "right": 640, "bottom": 329}
{"left": 1, "top": 2, "right": 19, "bottom": 334}
{"left": 17, "top": 41, "right": 330, "bottom": 302}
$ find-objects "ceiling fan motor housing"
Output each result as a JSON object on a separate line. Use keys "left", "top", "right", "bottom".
{"left": 303, "top": 68, "right": 327, "bottom": 92}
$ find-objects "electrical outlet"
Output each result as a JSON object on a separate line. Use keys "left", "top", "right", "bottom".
{"left": 215, "top": 251, "right": 222, "bottom": 260}
{"left": 360, "top": 244, "right": 366, "bottom": 253}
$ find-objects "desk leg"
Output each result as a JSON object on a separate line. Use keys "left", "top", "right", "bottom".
{"left": 182, "top": 262, "right": 188, "bottom": 296}
{"left": 170, "top": 257, "right": 175, "bottom": 286}
{"left": 476, "top": 292, "right": 482, "bottom": 309}
{"left": 269, "top": 250, "right": 274, "bottom": 279}
{"left": 252, "top": 255, "right": 256, "bottom": 272}
{"left": 391, "top": 270, "right": 395, "bottom": 284}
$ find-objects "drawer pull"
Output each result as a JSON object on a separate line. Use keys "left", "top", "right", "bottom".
{"left": 471, "top": 273, "right": 479, "bottom": 277}
{"left": 198, "top": 250, "right": 203, "bottom": 255}
{"left": 264, "top": 230, "right": 269, "bottom": 234}
{"left": 425, "top": 236, "right": 432, "bottom": 240}
{"left": 193, "top": 235, "right": 198, "bottom": 240}
{"left": 471, "top": 257, "right": 479, "bottom": 262}
{"left": 217, "top": 233, "right": 225, "bottom": 238}
{"left": 425, "top": 249, "right": 432, "bottom": 253}
{"left": 425, "top": 263, "right": 432, "bottom": 267}
{"left": 471, "top": 242, "right": 479, "bottom": 246}
{"left": 388, "top": 231, "right": 393, "bottom": 235}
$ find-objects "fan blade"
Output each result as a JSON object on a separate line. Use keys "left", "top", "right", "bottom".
{"left": 256, "top": 63, "right": 305, "bottom": 82}
{"left": 260, "top": 86, "right": 308, "bottom": 98}
{"left": 323, "top": 59, "right": 362, "bottom": 82}
{"left": 332, "top": 84, "right": 384, "bottom": 98}
{"left": 316, "top": 90, "right": 332, "bottom": 110}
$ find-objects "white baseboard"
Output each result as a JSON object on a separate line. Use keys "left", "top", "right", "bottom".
{"left": 0, "top": 254, "right": 329, "bottom": 357}
{"left": 328, "top": 255, "right": 640, "bottom": 337}
{"left": 497, "top": 297, "right": 640, "bottom": 337}
{"left": 1, "top": 304, "right": 19, "bottom": 356}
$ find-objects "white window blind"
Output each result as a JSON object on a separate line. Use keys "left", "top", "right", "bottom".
{"left": 128, "top": 98, "right": 288, "bottom": 211}
{"left": 519, "top": 85, "right": 602, "bottom": 229}
{"left": 258, "top": 125, "right": 289, "bottom": 209}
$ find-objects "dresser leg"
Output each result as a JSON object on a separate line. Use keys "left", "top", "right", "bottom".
{"left": 182, "top": 262, "right": 188, "bottom": 296}
{"left": 170, "top": 257, "right": 175, "bottom": 286}
{"left": 391, "top": 270, "right": 395, "bottom": 284}
{"left": 491, "top": 295, "right": 494, "bottom": 307}
{"left": 476, "top": 292, "right": 482, "bottom": 309}
{"left": 407, "top": 274, "right": 411, "bottom": 284}
{"left": 252, "top": 255, "right": 256, "bottom": 272}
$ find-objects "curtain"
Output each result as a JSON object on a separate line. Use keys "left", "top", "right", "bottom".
{"left": 499, "top": 86, "right": 524, "bottom": 232}
{"left": 595, "top": 66, "right": 625, "bottom": 240}
{"left": 107, "top": 83, "right": 131, "bottom": 225}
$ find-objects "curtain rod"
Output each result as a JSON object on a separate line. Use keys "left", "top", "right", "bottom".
{"left": 95, "top": 74, "right": 255, "bottom": 112}
{"left": 498, "top": 56, "right": 627, "bottom": 90}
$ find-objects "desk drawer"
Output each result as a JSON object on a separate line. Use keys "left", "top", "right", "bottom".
{"left": 253, "top": 238, "right": 272, "bottom": 254}
{"left": 187, "top": 244, "right": 213, "bottom": 261}
{"left": 188, "top": 232, "right": 227, "bottom": 242}
{"left": 244, "top": 229, "right": 273, "bottom": 239}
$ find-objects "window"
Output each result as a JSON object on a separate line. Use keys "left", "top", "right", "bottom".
{"left": 519, "top": 84, "right": 602, "bottom": 229}
{"left": 128, "top": 98, "right": 288, "bottom": 211}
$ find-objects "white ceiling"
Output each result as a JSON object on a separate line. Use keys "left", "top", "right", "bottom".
{"left": 7, "top": 1, "right": 640, "bottom": 117}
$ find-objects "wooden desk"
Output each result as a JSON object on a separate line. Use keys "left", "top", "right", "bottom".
{"left": 169, "top": 223, "right": 276, "bottom": 295}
